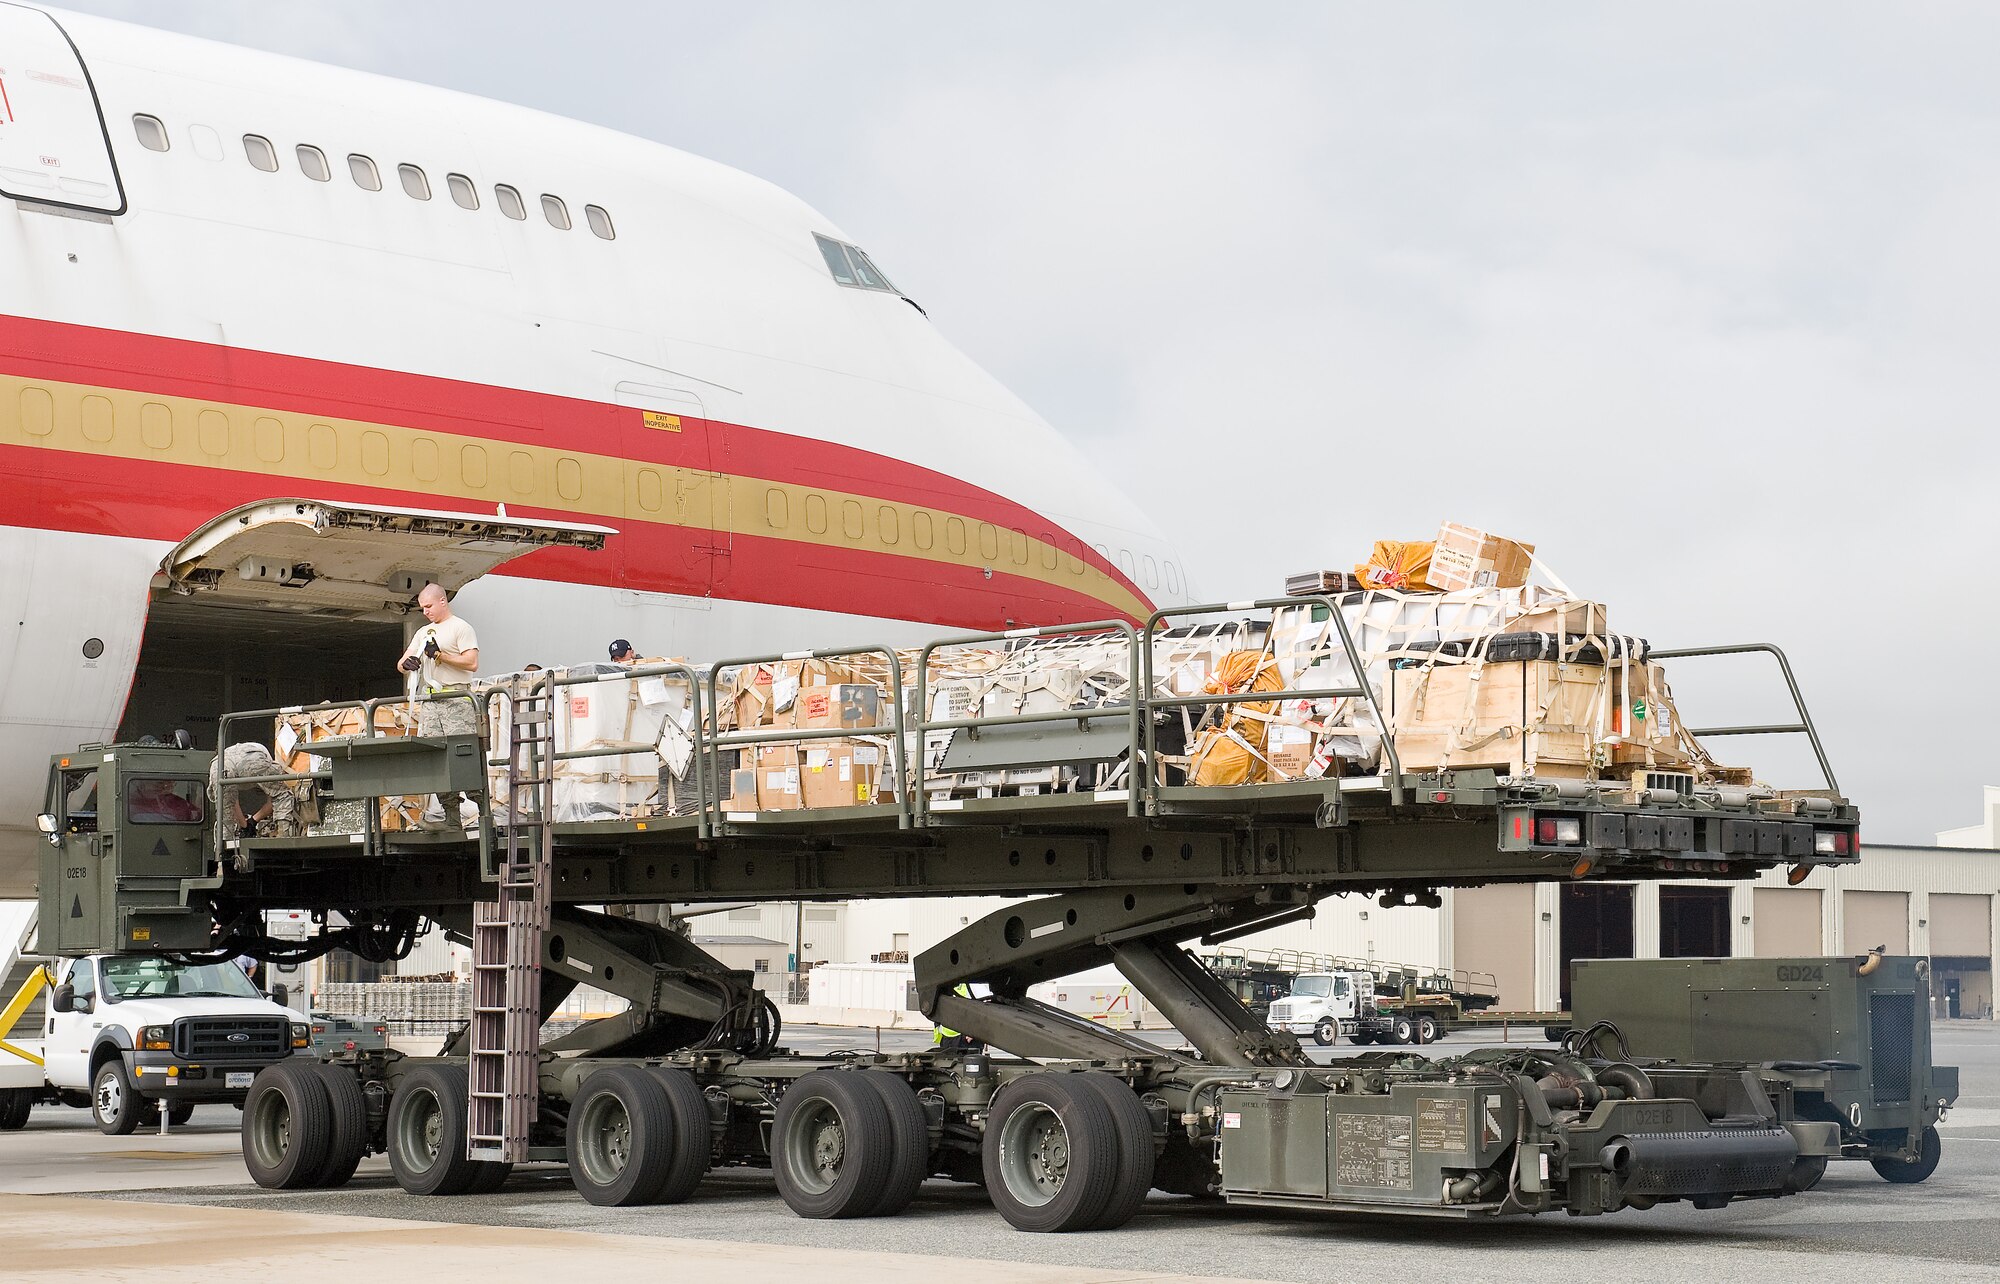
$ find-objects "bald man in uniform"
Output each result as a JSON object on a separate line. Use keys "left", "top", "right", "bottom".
{"left": 398, "top": 584, "right": 481, "bottom": 827}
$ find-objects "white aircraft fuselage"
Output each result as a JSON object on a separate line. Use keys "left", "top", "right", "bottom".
{"left": 0, "top": 4, "right": 1191, "bottom": 891}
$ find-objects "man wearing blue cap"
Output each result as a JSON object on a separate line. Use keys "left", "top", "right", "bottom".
{"left": 609, "top": 639, "right": 638, "bottom": 666}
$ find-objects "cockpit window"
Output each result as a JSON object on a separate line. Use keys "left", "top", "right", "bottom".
{"left": 814, "top": 233, "right": 898, "bottom": 293}
{"left": 849, "top": 247, "right": 895, "bottom": 292}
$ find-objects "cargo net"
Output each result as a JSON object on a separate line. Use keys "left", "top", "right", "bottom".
{"left": 269, "top": 587, "right": 1758, "bottom": 830}
{"left": 1254, "top": 585, "right": 1745, "bottom": 788}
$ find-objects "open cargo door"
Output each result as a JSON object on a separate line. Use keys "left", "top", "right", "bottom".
{"left": 115, "top": 500, "right": 615, "bottom": 752}
{"left": 155, "top": 499, "right": 614, "bottom": 621}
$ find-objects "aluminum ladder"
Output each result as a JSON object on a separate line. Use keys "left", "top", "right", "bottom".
{"left": 467, "top": 682, "right": 554, "bottom": 1163}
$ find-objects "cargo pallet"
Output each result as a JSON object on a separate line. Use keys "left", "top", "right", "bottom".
{"left": 39, "top": 598, "right": 1862, "bottom": 1229}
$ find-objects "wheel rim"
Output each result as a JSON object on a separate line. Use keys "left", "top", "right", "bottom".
{"left": 781, "top": 1096, "right": 846, "bottom": 1196}
{"left": 246, "top": 1084, "right": 293, "bottom": 1170}
{"left": 996, "top": 1100, "right": 1069, "bottom": 1208}
{"left": 395, "top": 1086, "right": 444, "bottom": 1174}
{"left": 95, "top": 1070, "right": 124, "bottom": 1123}
{"left": 575, "top": 1090, "right": 635, "bottom": 1188}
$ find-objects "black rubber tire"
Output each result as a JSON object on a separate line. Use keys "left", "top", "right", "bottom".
{"left": 241, "top": 1063, "right": 335, "bottom": 1190}
{"left": 1872, "top": 1126, "right": 1942, "bottom": 1184}
{"left": 91, "top": 1059, "right": 144, "bottom": 1136}
{"left": 645, "top": 1068, "right": 712, "bottom": 1205}
{"left": 566, "top": 1065, "right": 680, "bottom": 1207}
{"left": 0, "top": 1088, "right": 33, "bottom": 1129}
{"left": 305, "top": 1062, "right": 371, "bottom": 1188}
{"left": 1417, "top": 1016, "right": 1441, "bottom": 1045}
{"left": 465, "top": 1159, "right": 514, "bottom": 1193}
{"left": 981, "top": 1072, "right": 1120, "bottom": 1233}
{"left": 857, "top": 1070, "right": 930, "bottom": 1217}
{"left": 387, "top": 1063, "right": 479, "bottom": 1196}
{"left": 1389, "top": 1016, "right": 1416, "bottom": 1045}
{"left": 1350, "top": 1030, "right": 1376, "bottom": 1046}
{"left": 771, "top": 1069, "right": 897, "bottom": 1219}
{"left": 165, "top": 1101, "right": 195, "bottom": 1127}
{"left": 1071, "top": 1073, "right": 1155, "bottom": 1230}
{"left": 1786, "top": 1154, "right": 1829, "bottom": 1193}
{"left": 1312, "top": 1018, "right": 1338, "bottom": 1047}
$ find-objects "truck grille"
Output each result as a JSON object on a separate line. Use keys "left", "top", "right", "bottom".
{"left": 1268, "top": 1001, "right": 1294, "bottom": 1023}
{"left": 175, "top": 1016, "right": 289, "bottom": 1060}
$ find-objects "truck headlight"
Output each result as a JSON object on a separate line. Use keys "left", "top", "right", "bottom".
{"left": 291, "top": 1023, "right": 311, "bottom": 1049}
{"left": 140, "top": 1024, "right": 173, "bottom": 1051}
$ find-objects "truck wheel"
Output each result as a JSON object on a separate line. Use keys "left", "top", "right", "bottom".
{"left": 305, "top": 1063, "right": 371, "bottom": 1188}
{"left": 1871, "top": 1126, "right": 1942, "bottom": 1184}
{"left": 388, "top": 1064, "right": 479, "bottom": 1196}
{"left": 91, "top": 1059, "right": 144, "bottom": 1136}
{"left": 1389, "top": 1016, "right": 1416, "bottom": 1045}
{"left": 241, "top": 1063, "right": 334, "bottom": 1189}
{"left": 856, "top": 1070, "right": 930, "bottom": 1217}
{"left": 1313, "top": 1018, "right": 1339, "bottom": 1046}
{"left": 166, "top": 1102, "right": 195, "bottom": 1127}
{"left": 772, "top": 1068, "right": 897, "bottom": 1218}
{"left": 982, "top": 1072, "right": 1119, "bottom": 1233}
{"left": 566, "top": 1065, "right": 680, "bottom": 1207}
{"left": 1071, "top": 1072, "right": 1155, "bottom": 1230}
{"left": 1417, "top": 1016, "right": 1441, "bottom": 1045}
{"left": 0, "top": 1088, "right": 33, "bottom": 1130}
{"left": 1350, "top": 1030, "right": 1376, "bottom": 1046}
{"left": 1785, "top": 1154, "right": 1828, "bottom": 1192}
{"left": 646, "top": 1068, "right": 712, "bottom": 1205}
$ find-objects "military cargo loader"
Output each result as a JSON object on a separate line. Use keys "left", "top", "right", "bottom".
{"left": 28, "top": 601, "right": 1863, "bottom": 1230}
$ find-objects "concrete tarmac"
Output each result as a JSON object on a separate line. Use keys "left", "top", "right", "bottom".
{"left": 3, "top": 1023, "right": 1996, "bottom": 1283}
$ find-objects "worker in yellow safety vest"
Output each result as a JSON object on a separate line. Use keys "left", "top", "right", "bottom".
{"left": 932, "top": 983, "right": 983, "bottom": 1051}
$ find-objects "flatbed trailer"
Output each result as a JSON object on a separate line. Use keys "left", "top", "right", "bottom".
{"left": 36, "top": 600, "right": 1862, "bottom": 1229}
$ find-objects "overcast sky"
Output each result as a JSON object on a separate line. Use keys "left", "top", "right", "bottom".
{"left": 56, "top": 3, "right": 2000, "bottom": 843}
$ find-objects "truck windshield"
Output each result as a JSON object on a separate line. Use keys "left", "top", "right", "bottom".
{"left": 1290, "top": 976, "right": 1331, "bottom": 998}
{"left": 100, "top": 957, "right": 263, "bottom": 1002}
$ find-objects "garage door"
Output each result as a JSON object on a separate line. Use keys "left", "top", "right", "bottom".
{"left": 1930, "top": 893, "right": 1992, "bottom": 957}
{"left": 1843, "top": 890, "right": 1909, "bottom": 955}
{"left": 1754, "top": 888, "right": 1822, "bottom": 957}
{"left": 1451, "top": 884, "right": 1535, "bottom": 1011}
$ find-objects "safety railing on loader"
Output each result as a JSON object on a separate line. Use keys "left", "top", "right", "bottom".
{"left": 1142, "top": 595, "right": 1406, "bottom": 809}
{"left": 914, "top": 620, "right": 1142, "bottom": 826}
{"left": 214, "top": 692, "right": 485, "bottom": 868}
{"left": 703, "top": 644, "right": 910, "bottom": 832}
{"left": 1646, "top": 642, "right": 1839, "bottom": 794}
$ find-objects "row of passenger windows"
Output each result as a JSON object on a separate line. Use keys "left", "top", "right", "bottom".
{"left": 129, "top": 113, "right": 615, "bottom": 239}
{"left": 758, "top": 486, "right": 1179, "bottom": 592}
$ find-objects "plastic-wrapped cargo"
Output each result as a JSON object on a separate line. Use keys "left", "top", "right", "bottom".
{"left": 544, "top": 664, "right": 694, "bottom": 822}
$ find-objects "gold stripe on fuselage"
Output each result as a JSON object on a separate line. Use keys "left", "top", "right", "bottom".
{"left": 0, "top": 373, "right": 1147, "bottom": 618}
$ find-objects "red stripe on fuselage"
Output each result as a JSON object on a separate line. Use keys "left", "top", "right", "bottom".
{"left": 0, "top": 313, "right": 1146, "bottom": 602}
{"left": 1, "top": 444, "right": 1132, "bottom": 630}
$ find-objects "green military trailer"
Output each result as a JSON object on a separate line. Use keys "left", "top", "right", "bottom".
{"left": 1569, "top": 954, "right": 1958, "bottom": 1184}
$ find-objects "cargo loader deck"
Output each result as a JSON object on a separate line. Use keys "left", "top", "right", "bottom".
{"left": 34, "top": 599, "right": 1860, "bottom": 1230}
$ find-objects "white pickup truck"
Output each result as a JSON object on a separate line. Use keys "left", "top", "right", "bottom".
{"left": 2, "top": 954, "right": 307, "bottom": 1134}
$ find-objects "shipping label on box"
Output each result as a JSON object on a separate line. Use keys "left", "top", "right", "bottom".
{"left": 1267, "top": 725, "right": 1314, "bottom": 780}
{"left": 790, "top": 684, "right": 884, "bottom": 731}
{"left": 1428, "top": 522, "right": 1535, "bottom": 593}
{"left": 755, "top": 744, "right": 802, "bottom": 810}
{"left": 800, "top": 740, "right": 883, "bottom": 808}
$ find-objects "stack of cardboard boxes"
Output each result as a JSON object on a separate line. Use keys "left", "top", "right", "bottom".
{"left": 720, "top": 657, "right": 896, "bottom": 812}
